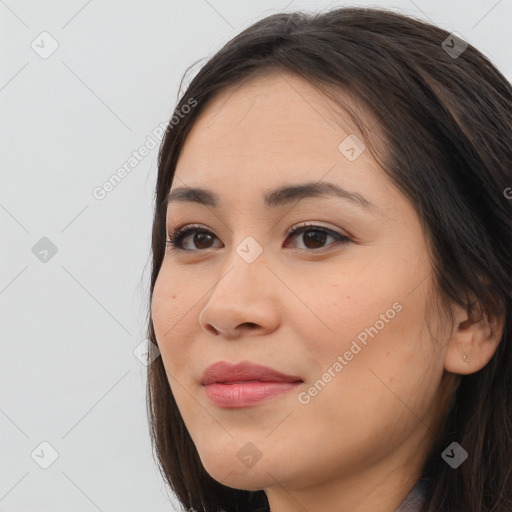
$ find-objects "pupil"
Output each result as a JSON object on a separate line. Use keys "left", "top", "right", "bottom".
{"left": 195, "top": 232, "right": 212, "bottom": 249}
{"left": 304, "top": 230, "right": 326, "bottom": 248}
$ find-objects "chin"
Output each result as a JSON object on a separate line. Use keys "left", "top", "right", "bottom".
{"left": 197, "top": 446, "right": 281, "bottom": 491}
{"left": 203, "top": 462, "right": 273, "bottom": 490}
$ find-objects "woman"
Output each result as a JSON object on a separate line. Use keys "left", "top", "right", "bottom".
{"left": 146, "top": 7, "right": 512, "bottom": 512}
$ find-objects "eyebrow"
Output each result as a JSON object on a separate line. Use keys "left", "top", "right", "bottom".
{"left": 166, "top": 181, "right": 376, "bottom": 210}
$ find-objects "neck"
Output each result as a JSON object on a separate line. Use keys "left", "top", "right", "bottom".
{"left": 263, "top": 418, "right": 437, "bottom": 512}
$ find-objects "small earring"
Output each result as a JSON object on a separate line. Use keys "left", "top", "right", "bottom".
{"left": 463, "top": 353, "right": 470, "bottom": 363}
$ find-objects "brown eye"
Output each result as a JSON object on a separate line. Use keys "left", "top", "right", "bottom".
{"left": 166, "top": 226, "right": 222, "bottom": 251}
{"left": 285, "top": 223, "right": 350, "bottom": 251}
{"left": 194, "top": 232, "right": 215, "bottom": 249}
{"left": 301, "top": 230, "right": 328, "bottom": 249}
{"left": 166, "top": 223, "right": 350, "bottom": 252}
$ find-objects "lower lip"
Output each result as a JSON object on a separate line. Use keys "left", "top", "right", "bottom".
{"left": 203, "top": 381, "right": 302, "bottom": 408}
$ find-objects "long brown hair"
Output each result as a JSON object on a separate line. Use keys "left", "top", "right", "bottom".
{"left": 145, "top": 7, "right": 512, "bottom": 511}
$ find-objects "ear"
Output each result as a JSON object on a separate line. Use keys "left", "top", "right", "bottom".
{"left": 444, "top": 302, "right": 505, "bottom": 375}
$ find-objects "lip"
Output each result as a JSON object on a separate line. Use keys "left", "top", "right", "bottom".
{"left": 201, "top": 361, "right": 303, "bottom": 408}
{"left": 201, "top": 361, "right": 302, "bottom": 385}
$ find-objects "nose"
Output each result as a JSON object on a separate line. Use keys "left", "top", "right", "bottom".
{"left": 198, "top": 257, "right": 281, "bottom": 339}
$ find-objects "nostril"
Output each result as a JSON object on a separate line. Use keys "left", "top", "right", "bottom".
{"left": 208, "top": 325, "right": 220, "bottom": 335}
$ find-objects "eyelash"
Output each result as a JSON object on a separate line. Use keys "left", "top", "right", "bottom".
{"left": 165, "top": 222, "right": 351, "bottom": 252}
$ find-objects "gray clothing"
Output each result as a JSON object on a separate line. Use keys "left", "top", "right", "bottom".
{"left": 395, "top": 476, "right": 430, "bottom": 512}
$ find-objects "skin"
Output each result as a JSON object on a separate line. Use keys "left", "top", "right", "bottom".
{"left": 151, "top": 72, "right": 504, "bottom": 512}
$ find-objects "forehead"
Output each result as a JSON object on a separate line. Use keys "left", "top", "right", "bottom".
{"left": 180, "top": 72, "right": 372, "bottom": 159}
{"left": 172, "top": 72, "right": 387, "bottom": 204}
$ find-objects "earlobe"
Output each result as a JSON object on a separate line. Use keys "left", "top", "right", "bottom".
{"left": 443, "top": 306, "right": 504, "bottom": 376}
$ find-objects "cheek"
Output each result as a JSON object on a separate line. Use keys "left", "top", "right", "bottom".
{"left": 290, "top": 258, "right": 438, "bottom": 412}
{"left": 282, "top": 262, "right": 419, "bottom": 363}
{"left": 151, "top": 267, "right": 196, "bottom": 368}
{"left": 292, "top": 308, "right": 439, "bottom": 474}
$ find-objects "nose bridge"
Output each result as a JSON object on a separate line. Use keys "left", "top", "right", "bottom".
{"left": 209, "top": 239, "right": 269, "bottom": 302}
{"left": 198, "top": 241, "right": 280, "bottom": 336}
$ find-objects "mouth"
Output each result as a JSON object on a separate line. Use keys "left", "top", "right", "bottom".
{"left": 200, "top": 361, "right": 303, "bottom": 408}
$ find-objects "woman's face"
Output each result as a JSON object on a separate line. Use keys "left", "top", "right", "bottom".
{"left": 151, "top": 72, "right": 453, "bottom": 505}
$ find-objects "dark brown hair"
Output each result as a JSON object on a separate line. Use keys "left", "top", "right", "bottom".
{"left": 145, "top": 7, "right": 512, "bottom": 511}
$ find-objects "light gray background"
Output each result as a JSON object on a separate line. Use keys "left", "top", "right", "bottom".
{"left": 1, "top": 1, "right": 511, "bottom": 511}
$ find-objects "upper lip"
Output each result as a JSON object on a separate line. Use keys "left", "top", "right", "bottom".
{"left": 201, "top": 361, "right": 303, "bottom": 385}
